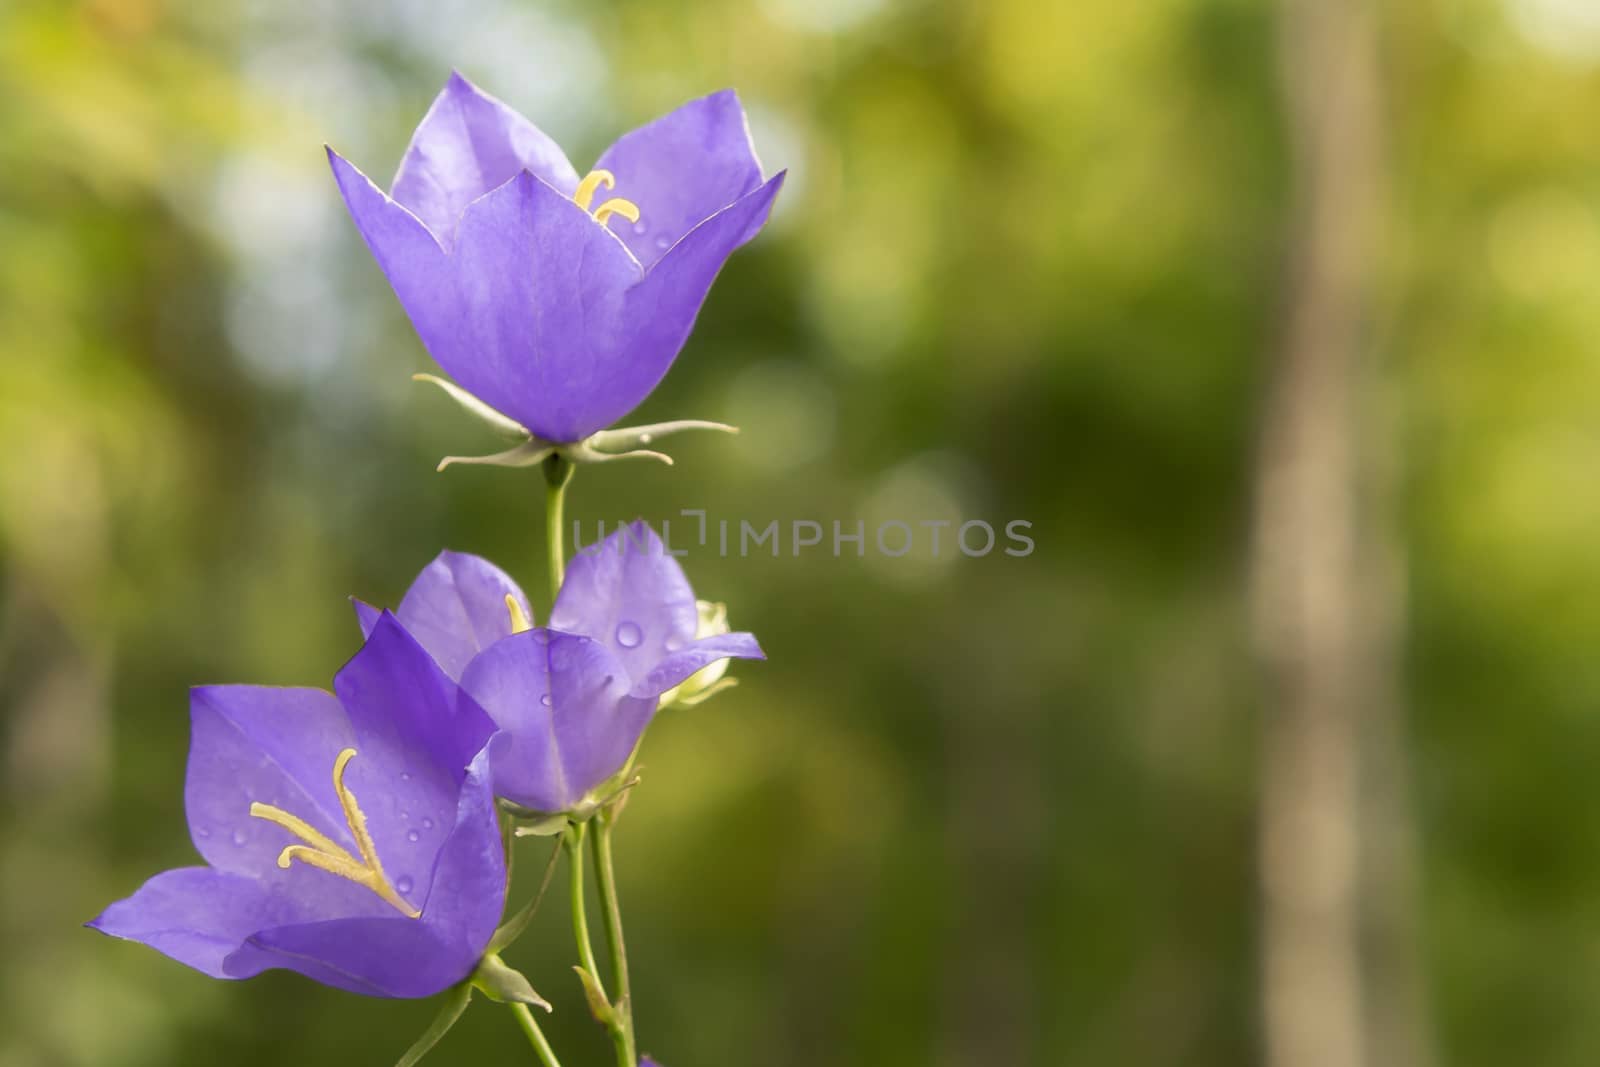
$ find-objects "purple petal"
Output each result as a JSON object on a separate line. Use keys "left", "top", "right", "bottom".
{"left": 328, "top": 148, "right": 459, "bottom": 369}
{"left": 232, "top": 915, "right": 466, "bottom": 998}
{"left": 361, "top": 551, "right": 532, "bottom": 681}
{"left": 592, "top": 90, "right": 765, "bottom": 269}
{"left": 440, "top": 170, "right": 644, "bottom": 442}
{"left": 187, "top": 686, "right": 386, "bottom": 918}
{"left": 332, "top": 613, "right": 499, "bottom": 904}
{"left": 551, "top": 521, "right": 698, "bottom": 682}
{"left": 352, "top": 597, "right": 382, "bottom": 636}
{"left": 606, "top": 174, "right": 786, "bottom": 428}
{"left": 87, "top": 867, "right": 316, "bottom": 979}
{"left": 230, "top": 744, "right": 506, "bottom": 999}
{"left": 630, "top": 632, "right": 765, "bottom": 700}
{"left": 391, "top": 72, "right": 580, "bottom": 244}
{"left": 460, "top": 629, "right": 655, "bottom": 812}
{"left": 416, "top": 743, "right": 507, "bottom": 968}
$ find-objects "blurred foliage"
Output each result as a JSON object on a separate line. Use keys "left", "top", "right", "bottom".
{"left": 2, "top": 0, "right": 1600, "bottom": 1065}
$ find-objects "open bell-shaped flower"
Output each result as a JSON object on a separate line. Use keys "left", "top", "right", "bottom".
{"left": 88, "top": 616, "right": 511, "bottom": 999}
{"left": 354, "top": 522, "right": 763, "bottom": 814}
{"left": 328, "top": 71, "right": 785, "bottom": 456}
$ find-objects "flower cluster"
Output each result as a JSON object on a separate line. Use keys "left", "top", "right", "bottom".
{"left": 91, "top": 71, "right": 783, "bottom": 1067}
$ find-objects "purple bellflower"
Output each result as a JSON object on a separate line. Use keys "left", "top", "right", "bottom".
{"left": 355, "top": 522, "right": 762, "bottom": 814}
{"left": 89, "top": 616, "right": 509, "bottom": 998}
{"left": 328, "top": 72, "right": 785, "bottom": 460}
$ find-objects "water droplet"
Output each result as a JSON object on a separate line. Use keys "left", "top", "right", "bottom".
{"left": 231, "top": 829, "right": 248, "bottom": 846}
{"left": 400, "top": 810, "right": 409, "bottom": 820}
{"left": 632, "top": 220, "right": 648, "bottom": 236}
{"left": 400, "top": 771, "right": 412, "bottom": 782}
{"left": 407, "top": 829, "right": 421, "bottom": 843}
{"left": 654, "top": 235, "right": 672, "bottom": 250}
{"left": 665, "top": 635, "right": 685, "bottom": 652}
{"left": 421, "top": 817, "right": 434, "bottom": 830}
{"left": 396, "top": 875, "right": 414, "bottom": 895}
{"left": 616, "top": 621, "right": 643, "bottom": 648}
{"left": 539, "top": 693, "right": 553, "bottom": 707}
{"left": 196, "top": 826, "right": 212, "bottom": 838}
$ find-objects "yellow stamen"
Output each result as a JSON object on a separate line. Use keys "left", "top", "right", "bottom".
{"left": 591, "top": 198, "right": 641, "bottom": 227}
{"left": 573, "top": 169, "right": 641, "bottom": 232}
{"left": 249, "top": 747, "right": 421, "bottom": 919}
{"left": 573, "top": 169, "right": 615, "bottom": 212}
{"left": 505, "top": 594, "right": 533, "bottom": 634}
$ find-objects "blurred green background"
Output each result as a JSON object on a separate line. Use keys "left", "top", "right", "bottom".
{"left": 4, "top": 0, "right": 1600, "bottom": 1064}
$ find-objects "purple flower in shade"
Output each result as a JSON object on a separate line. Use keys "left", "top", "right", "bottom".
{"left": 355, "top": 522, "right": 763, "bottom": 813}
{"left": 327, "top": 72, "right": 786, "bottom": 446}
{"left": 88, "top": 616, "right": 508, "bottom": 998}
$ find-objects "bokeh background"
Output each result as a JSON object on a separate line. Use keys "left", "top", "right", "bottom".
{"left": 4, "top": 0, "right": 1600, "bottom": 1064}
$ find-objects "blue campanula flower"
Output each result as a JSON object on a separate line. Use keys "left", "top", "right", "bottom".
{"left": 329, "top": 72, "right": 785, "bottom": 448}
{"left": 355, "top": 523, "right": 762, "bottom": 813}
{"left": 89, "top": 616, "right": 508, "bottom": 998}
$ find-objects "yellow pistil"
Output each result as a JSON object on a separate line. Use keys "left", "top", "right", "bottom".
{"left": 572, "top": 169, "right": 640, "bottom": 231}
{"left": 249, "top": 747, "right": 421, "bottom": 919}
{"left": 506, "top": 593, "right": 533, "bottom": 634}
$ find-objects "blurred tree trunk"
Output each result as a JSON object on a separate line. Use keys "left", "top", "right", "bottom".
{"left": 1252, "top": 1, "right": 1428, "bottom": 1066}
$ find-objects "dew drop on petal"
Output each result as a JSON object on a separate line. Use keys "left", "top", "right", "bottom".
{"left": 654, "top": 235, "right": 672, "bottom": 251}
{"left": 632, "top": 220, "right": 648, "bottom": 236}
{"left": 616, "top": 621, "right": 643, "bottom": 649}
{"left": 407, "top": 829, "right": 421, "bottom": 843}
{"left": 421, "top": 817, "right": 434, "bottom": 830}
{"left": 196, "top": 826, "right": 212, "bottom": 838}
{"left": 400, "top": 771, "right": 412, "bottom": 782}
{"left": 539, "top": 693, "right": 553, "bottom": 707}
{"left": 396, "top": 875, "right": 414, "bottom": 895}
{"left": 231, "top": 829, "right": 248, "bottom": 846}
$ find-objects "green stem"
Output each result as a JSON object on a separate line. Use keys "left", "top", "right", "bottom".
{"left": 593, "top": 812, "right": 637, "bottom": 1066}
{"left": 543, "top": 454, "right": 574, "bottom": 597}
{"left": 510, "top": 1002, "right": 563, "bottom": 1067}
{"left": 564, "top": 823, "right": 603, "bottom": 987}
{"left": 566, "top": 823, "right": 633, "bottom": 1067}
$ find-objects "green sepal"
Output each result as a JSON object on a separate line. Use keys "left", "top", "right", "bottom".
{"left": 471, "top": 953, "right": 551, "bottom": 1011}
{"left": 573, "top": 965, "right": 616, "bottom": 1026}
{"left": 436, "top": 439, "right": 557, "bottom": 472}
{"left": 670, "top": 675, "right": 740, "bottom": 709}
{"left": 511, "top": 814, "right": 571, "bottom": 838}
{"left": 588, "top": 419, "right": 739, "bottom": 454}
{"left": 412, "top": 374, "right": 531, "bottom": 440}
{"left": 566, "top": 769, "right": 641, "bottom": 823}
{"left": 394, "top": 982, "right": 473, "bottom": 1067}
{"left": 418, "top": 374, "right": 744, "bottom": 473}
{"left": 488, "top": 839, "right": 563, "bottom": 954}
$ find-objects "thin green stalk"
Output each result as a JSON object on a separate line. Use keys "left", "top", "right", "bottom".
{"left": 592, "top": 813, "right": 637, "bottom": 1065}
{"left": 566, "top": 823, "right": 632, "bottom": 1067}
{"left": 564, "top": 824, "right": 603, "bottom": 985}
{"left": 543, "top": 455, "right": 574, "bottom": 596}
{"left": 510, "top": 1002, "right": 564, "bottom": 1067}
